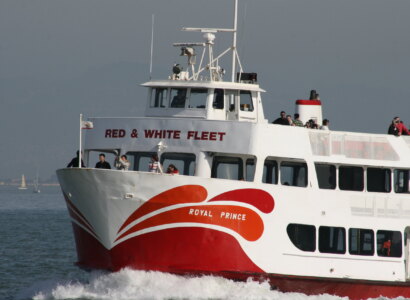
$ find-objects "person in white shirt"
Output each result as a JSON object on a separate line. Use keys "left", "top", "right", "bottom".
{"left": 115, "top": 155, "right": 130, "bottom": 170}
{"left": 320, "top": 119, "right": 330, "bottom": 130}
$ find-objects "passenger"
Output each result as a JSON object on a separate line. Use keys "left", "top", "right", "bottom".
{"left": 170, "top": 89, "right": 186, "bottom": 108}
{"left": 148, "top": 154, "right": 160, "bottom": 173}
{"left": 397, "top": 120, "right": 410, "bottom": 136}
{"left": 292, "top": 113, "right": 304, "bottom": 127}
{"left": 304, "top": 121, "right": 311, "bottom": 128}
{"left": 95, "top": 153, "right": 111, "bottom": 169}
{"left": 388, "top": 117, "right": 400, "bottom": 136}
{"left": 115, "top": 155, "right": 130, "bottom": 171}
{"left": 67, "top": 150, "right": 85, "bottom": 168}
{"left": 272, "top": 111, "right": 289, "bottom": 125}
{"left": 311, "top": 119, "right": 319, "bottom": 129}
{"left": 286, "top": 115, "right": 294, "bottom": 126}
{"left": 166, "top": 164, "right": 179, "bottom": 174}
{"left": 320, "top": 119, "right": 330, "bottom": 130}
{"left": 382, "top": 239, "right": 392, "bottom": 256}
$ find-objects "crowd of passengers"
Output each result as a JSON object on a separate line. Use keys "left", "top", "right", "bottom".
{"left": 272, "top": 111, "right": 330, "bottom": 130}
{"left": 67, "top": 152, "right": 179, "bottom": 174}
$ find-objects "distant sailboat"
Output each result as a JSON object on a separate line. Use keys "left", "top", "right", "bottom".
{"left": 33, "top": 172, "right": 40, "bottom": 193}
{"left": 18, "top": 174, "right": 27, "bottom": 190}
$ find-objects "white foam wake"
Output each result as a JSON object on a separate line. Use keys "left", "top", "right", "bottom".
{"left": 20, "top": 268, "right": 349, "bottom": 300}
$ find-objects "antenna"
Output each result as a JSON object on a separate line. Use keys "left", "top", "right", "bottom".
{"left": 149, "top": 14, "right": 155, "bottom": 80}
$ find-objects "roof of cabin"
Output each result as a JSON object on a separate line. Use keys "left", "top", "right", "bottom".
{"left": 142, "top": 80, "right": 266, "bottom": 92}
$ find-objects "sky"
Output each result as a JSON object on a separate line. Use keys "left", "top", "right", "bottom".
{"left": 1, "top": 0, "right": 410, "bottom": 181}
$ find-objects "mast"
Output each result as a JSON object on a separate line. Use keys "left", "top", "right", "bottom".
{"left": 231, "top": 0, "right": 238, "bottom": 82}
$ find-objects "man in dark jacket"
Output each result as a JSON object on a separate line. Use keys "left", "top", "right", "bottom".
{"left": 272, "top": 111, "right": 289, "bottom": 125}
{"left": 95, "top": 153, "right": 111, "bottom": 169}
{"left": 67, "top": 150, "right": 85, "bottom": 168}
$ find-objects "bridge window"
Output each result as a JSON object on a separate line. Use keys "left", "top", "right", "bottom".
{"left": 339, "top": 166, "right": 364, "bottom": 191}
{"left": 315, "top": 163, "right": 336, "bottom": 189}
{"left": 161, "top": 153, "right": 196, "bottom": 175}
{"left": 394, "top": 169, "right": 410, "bottom": 193}
{"left": 377, "top": 230, "right": 402, "bottom": 257}
{"left": 170, "top": 88, "right": 187, "bottom": 108}
{"left": 188, "top": 88, "right": 208, "bottom": 109}
{"left": 212, "top": 156, "right": 243, "bottom": 180}
{"left": 287, "top": 224, "right": 316, "bottom": 252}
{"left": 319, "top": 226, "right": 346, "bottom": 254}
{"left": 239, "top": 90, "right": 254, "bottom": 111}
{"left": 263, "top": 159, "right": 278, "bottom": 184}
{"left": 150, "top": 88, "right": 168, "bottom": 108}
{"left": 349, "top": 228, "right": 374, "bottom": 256}
{"left": 213, "top": 89, "right": 224, "bottom": 109}
{"left": 367, "top": 168, "right": 391, "bottom": 193}
{"left": 280, "top": 161, "right": 307, "bottom": 187}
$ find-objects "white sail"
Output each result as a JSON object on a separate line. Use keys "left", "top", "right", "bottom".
{"left": 18, "top": 174, "right": 27, "bottom": 190}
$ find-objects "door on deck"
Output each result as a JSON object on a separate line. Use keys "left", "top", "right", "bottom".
{"left": 405, "top": 227, "right": 410, "bottom": 280}
{"left": 225, "top": 90, "right": 238, "bottom": 121}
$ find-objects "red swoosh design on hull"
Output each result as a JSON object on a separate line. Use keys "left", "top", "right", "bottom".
{"left": 209, "top": 189, "right": 275, "bottom": 213}
{"left": 116, "top": 204, "right": 264, "bottom": 242}
{"left": 117, "top": 185, "right": 207, "bottom": 233}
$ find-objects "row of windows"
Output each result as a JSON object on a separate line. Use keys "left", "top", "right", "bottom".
{"left": 149, "top": 88, "right": 254, "bottom": 112}
{"left": 316, "top": 164, "right": 410, "bottom": 193}
{"left": 96, "top": 151, "right": 410, "bottom": 194}
{"left": 287, "top": 224, "right": 402, "bottom": 257}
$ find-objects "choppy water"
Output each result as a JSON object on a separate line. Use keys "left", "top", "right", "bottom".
{"left": 0, "top": 185, "right": 404, "bottom": 300}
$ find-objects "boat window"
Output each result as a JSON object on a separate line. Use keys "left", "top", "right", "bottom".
{"left": 280, "top": 161, "right": 307, "bottom": 187}
{"left": 287, "top": 224, "right": 316, "bottom": 252}
{"left": 349, "top": 228, "right": 374, "bottom": 256}
{"left": 126, "top": 152, "right": 156, "bottom": 171}
{"left": 161, "top": 153, "right": 196, "bottom": 176}
{"left": 394, "top": 169, "right": 410, "bottom": 193}
{"left": 239, "top": 90, "right": 254, "bottom": 112}
{"left": 377, "top": 230, "right": 402, "bottom": 258}
{"left": 150, "top": 88, "right": 168, "bottom": 108}
{"left": 319, "top": 226, "right": 346, "bottom": 254}
{"left": 213, "top": 89, "right": 224, "bottom": 109}
{"left": 315, "top": 163, "right": 336, "bottom": 190}
{"left": 367, "top": 168, "right": 391, "bottom": 193}
{"left": 245, "top": 158, "right": 256, "bottom": 182}
{"left": 263, "top": 159, "right": 278, "bottom": 184}
{"left": 188, "top": 88, "right": 208, "bottom": 109}
{"left": 170, "top": 88, "right": 187, "bottom": 108}
{"left": 339, "top": 166, "right": 364, "bottom": 191}
{"left": 211, "top": 156, "right": 243, "bottom": 180}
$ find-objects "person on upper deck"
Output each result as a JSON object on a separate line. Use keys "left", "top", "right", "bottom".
{"left": 67, "top": 150, "right": 85, "bottom": 168}
{"left": 286, "top": 115, "right": 293, "bottom": 126}
{"left": 115, "top": 155, "right": 130, "bottom": 171}
{"left": 292, "top": 113, "right": 303, "bottom": 127}
{"left": 272, "top": 111, "right": 289, "bottom": 125}
{"left": 320, "top": 119, "right": 330, "bottom": 130}
{"left": 166, "top": 164, "right": 179, "bottom": 175}
{"left": 95, "top": 153, "right": 111, "bottom": 169}
{"left": 388, "top": 117, "right": 409, "bottom": 136}
{"left": 148, "top": 154, "right": 160, "bottom": 173}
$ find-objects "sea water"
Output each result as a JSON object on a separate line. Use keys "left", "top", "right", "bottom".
{"left": 0, "top": 185, "right": 404, "bottom": 300}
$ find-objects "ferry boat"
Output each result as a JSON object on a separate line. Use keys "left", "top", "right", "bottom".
{"left": 56, "top": 1, "right": 410, "bottom": 299}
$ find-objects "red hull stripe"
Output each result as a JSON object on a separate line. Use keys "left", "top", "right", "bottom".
{"left": 208, "top": 188, "right": 274, "bottom": 213}
{"left": 296, "top": 99, "right": 322, "bottom": 106}
{"left": 71, "top": 223, "right": 410, "bottom": 300}
{"left": 117, "top": 185, "right": 207, "bottom": 233}
{"left": 63, "top": 193, "right": 96, "bottom": 234}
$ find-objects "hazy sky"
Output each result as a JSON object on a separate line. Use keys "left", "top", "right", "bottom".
{"left": 1, "top": 0, "right": 410, "bottom": 181}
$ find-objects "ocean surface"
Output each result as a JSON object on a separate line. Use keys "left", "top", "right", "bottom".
{"left": 0, "top": 185, "right": 405, "bottom": 300}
